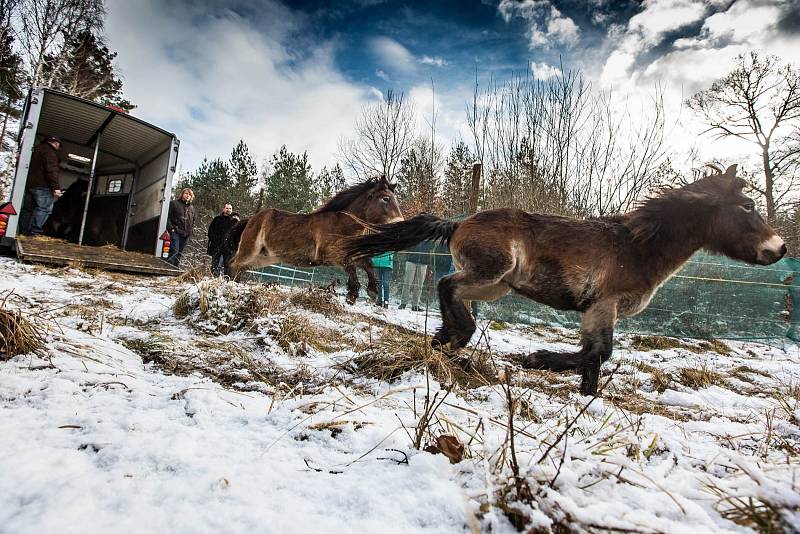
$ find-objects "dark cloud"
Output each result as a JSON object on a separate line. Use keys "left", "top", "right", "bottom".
{"left": 775, "top": 0, "right": 800, "bottom": 34}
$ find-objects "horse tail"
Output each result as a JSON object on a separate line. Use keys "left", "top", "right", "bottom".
{"left": 224, "top": 218, "right": 249, "bottom": 256}
{"left": 343, "top": 214, "right": 459, "bottom": 261}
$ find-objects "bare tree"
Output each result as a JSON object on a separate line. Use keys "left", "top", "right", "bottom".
{"left": 17, "top": 0, "right": 105, "bottom": 87}
{"left": 467, "top": 67, "right": 669, "bottom": 217}
{"left": 688, "top": 52, "right": 800, "bottom": 222}
{"left": 338, "top": 89, "right": 416, "bottom": 180}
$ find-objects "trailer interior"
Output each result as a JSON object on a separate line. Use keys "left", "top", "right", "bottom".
{"left": 8, "top": 89, "right": 180, "bottom": 275}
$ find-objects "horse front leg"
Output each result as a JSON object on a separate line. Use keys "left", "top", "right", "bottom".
{"left": 521, "top": 300, "right": 617, "bottom": 396}
{"left": 359, "top": 260, "right": 378, "bottom": 301}
{"left": 344, "top": 261, "right": 360, "bottom": 305}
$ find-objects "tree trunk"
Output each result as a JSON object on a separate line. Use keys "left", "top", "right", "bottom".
{"left": 762, "top": 143, "right": 776, "bottom": 223}
{"left": 0, "top": 93, "right": 11, "bottom": 151}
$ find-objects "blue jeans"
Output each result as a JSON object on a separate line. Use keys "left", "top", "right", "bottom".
{"left": 375, "top": 267, "right": 392, "bottom": 305}
{"left": 19, "top": 187, "right": 55, "bottom": 236}
{"left": 167, "top": 232, "right": 188, "bottom": 267}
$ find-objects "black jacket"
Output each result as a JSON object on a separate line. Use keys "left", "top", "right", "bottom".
{"left": 27, "top": 141, "right": 61, "bottom": 191}
{"left": 207, "top": 213, "right": 238, "bottom": 254}
{"left": 168, "top": 199, "right": 195, "bottom": 238}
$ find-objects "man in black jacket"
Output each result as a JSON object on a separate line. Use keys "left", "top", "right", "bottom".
{"left": 207, "top": 203, "right": 239, "bottom": 277}
{"left": 19, "top": 135, "right": 63, "bottom": 235}
{"left": 166, "top": 188, "right": 196, "bottom": 267}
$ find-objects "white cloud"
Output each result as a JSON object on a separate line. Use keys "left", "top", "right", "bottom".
{"left": 530, "top": 61, "right": 561, "bottom": 80}
{"left": 369, "top": 36, "right": 416, "bottom": 73}
{"left": 498, "top": 0, "right": 579, "bottom": 48}
{"left": 375, "top": 69, "right": 391, "bottom": 81}
{"left": 105, "top": 0, "right": 372, "bottom": 174}
{"left": 595, "top": 0, "right": 800, "bottom": 175}
{"left": 419, "top": 55, "right": 448, "bottom": 67}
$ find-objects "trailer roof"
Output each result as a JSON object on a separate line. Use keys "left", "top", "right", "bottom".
{"left": 32, "top": 88, "right": 177, "bottom": 167}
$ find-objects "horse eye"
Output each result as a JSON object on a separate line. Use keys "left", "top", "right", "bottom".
{"left": 740, "top": 202, "right": 755, "bottom": 213}
{"left": 382, "top": 196, "right": 390, "bottom": 203}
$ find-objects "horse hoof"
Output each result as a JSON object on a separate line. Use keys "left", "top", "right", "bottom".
{"left": 345, "top": 295, "right": 356, "bottom": 305}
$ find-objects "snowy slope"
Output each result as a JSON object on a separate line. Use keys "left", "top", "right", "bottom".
{"left": 1, "top": 258, "right": 799, "bottom": 534}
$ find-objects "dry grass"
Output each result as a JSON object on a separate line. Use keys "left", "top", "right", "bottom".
{"left": 174, "top": 265, "right": 209, "bottom": 283}
{"left": 699, "top": 339, "right": 732, "bottom": 355}
{"left": 172, "top": 292, "right": 193, "bottom": 318}
{"left": 344, "top": 324, "right": 499, "bottom": 388}
{"left": 730, "top": 365, "right": 771, "bottom": 384}
{"left": 707, "top": 481, "right": 798, "bottom": 533}
{"left": 276, "top": 314, "right": 342, "bottom": 354}
{"left": 0, "top": 306, "right": 46, "bottom": 360}
{"left": 516, "top": 368, "right": 577, "bottom": 399}
{"left": 631, "top": 334, "right": 701, "bottom": 352}
{"left": 288, "top": 287, "right": 344, "bottom": 316}
{"left": 122, "top": 334, "right": 324, "bottom": 394}
{"left": 606, "top": 391, "right": 689, "bottom": 421}
{"left": 678, "top": 365, "right": 725, "bottom": 389}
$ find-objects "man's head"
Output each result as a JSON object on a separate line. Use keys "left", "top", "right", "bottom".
{"left": 222, "top": 203, "right": 233, "bottom": 215}
{"left": 45, "top": 135, "right": 61, "bottom": 150}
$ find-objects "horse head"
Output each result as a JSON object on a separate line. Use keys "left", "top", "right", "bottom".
{"left": 682, "top": 164, "right": 785, "bottom": 265}
{"left": 361, "top": 175, "right": 403, "bottom": 224}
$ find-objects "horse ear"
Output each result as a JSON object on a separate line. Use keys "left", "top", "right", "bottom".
{"left": 723, "top": 164, "right": 738, "bottom": 178}
{"left": 388, "top": 183, "right": 397, "bottom": 193}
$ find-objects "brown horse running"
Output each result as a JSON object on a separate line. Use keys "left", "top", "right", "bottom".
{"left": 343, "top": 165, "right": 787, "bottom": 395}
{"left": 228, "top": 177, "right": 403, "bottom": 303}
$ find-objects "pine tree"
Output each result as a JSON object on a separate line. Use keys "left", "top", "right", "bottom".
{"left": 315, "top": 163, "right": 346, "bottom": 203}
{"left": 42, "top": 30, "right": 135, "bottom": 111}
{"left": 229, "top": 140, "right": 257, "bottom": 192}
{"left": 396, "top": 139, "right": 442, "bottom": 214}
{"left": 265, "top": 146, "right": 316, "bottom": 213}
{"left": 442, "top": 141, "right": 473, "bottom": 217}
{"left": 0, "top": 26, "right": 24, "bottom": 151}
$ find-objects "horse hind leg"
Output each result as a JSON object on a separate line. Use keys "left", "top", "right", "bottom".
{"left": 521, "top": 299, "right": 616, "bottom": 396}
{"left": 437, "top": 271, "right": 511, "bottom": 351}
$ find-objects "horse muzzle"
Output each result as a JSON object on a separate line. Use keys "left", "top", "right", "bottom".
{"left": 756, "top": 235, "right": 787, "bottom": 265}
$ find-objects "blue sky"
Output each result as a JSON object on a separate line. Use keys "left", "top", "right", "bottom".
{"left": 103, "top": 0, "right": 800, "bottom": 175}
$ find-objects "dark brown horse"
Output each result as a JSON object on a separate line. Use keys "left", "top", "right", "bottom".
{"left": 228, "top": 176, "right": 403, "bottom": 303}
{"left": 343, "top": 165, "right": 787, "bottom": 395}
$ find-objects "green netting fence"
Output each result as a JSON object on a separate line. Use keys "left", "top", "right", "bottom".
{"left": 246, "top": 250, "right": 800, "bottom": 345}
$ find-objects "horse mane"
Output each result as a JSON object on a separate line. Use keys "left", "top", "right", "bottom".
{"left": 625, "top": 174, "right": 746, "bottom": 243}
{"left": 312, "top": 177, "right": 386, "bottom": 214}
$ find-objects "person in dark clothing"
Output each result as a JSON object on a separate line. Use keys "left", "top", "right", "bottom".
{"left": 207, "top": 203, "right": 239, "bottom": 277}
{"left": 19, "top": 136, "right": 63, "bottom": 235}
{"left": 166, "top": 188, "right": 196, "bottom": 267}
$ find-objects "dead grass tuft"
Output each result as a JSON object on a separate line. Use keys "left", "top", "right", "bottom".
{"left": 679, "top": 364, "right": 725, "bottom": 389}
{"left": 122, "top": 334, "right": 323, "bottom": 394}
{"left": 276, "top": 314, "right": 341, "bottom": 354}
{"left": 174, "top": 265, "right": 209, "bottom": 283}
{"left": 289, "top": 287, "right": 344, "bottom": 316}
{"left": 730, "top": 365, "right": 770, "bottom": 384}
{"left": 631, "top": 335, "right": 699, "bottom": 352}
{"left": 172, "top": 292, "right": 193, "bottom": 318}
{"left": 0, "top": 306, "right": 46, "bottom": 360}
{"left": 699, "top": 339, "right": 732, "bottom": 355}
{"left": 344, "top": 324, "right": 499, "bottom": 388}
{"left": 707, "top": 482, "right": 799, "bottom": 533}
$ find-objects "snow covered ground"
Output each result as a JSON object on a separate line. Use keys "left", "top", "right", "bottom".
{"left": 1, "top": 257, "right": 799, "bottom": 533}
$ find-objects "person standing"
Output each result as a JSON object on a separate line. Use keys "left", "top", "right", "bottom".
{"left": 19, "top": 135, "right": 63, "bottom": 236}
{"left": 207, "top": 203, "right": 239, "bottom": 277}
{"left": 166, "top": 188, "right": 195, "bottom": 267}
{"left": 399, "top": 240, "right": 431, "bottom": 311}
{"left": 372, "top": 251, "right": 394, "bottom": 308}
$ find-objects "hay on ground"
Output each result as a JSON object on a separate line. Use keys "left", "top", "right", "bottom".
{"left": 344, "top": 324, "right": 499, "bottom": 388}
{"left": 288, "top": 287, "right": 344, "bottom": 316}
{"left": 0, "top": 307, "right": 46, "bottom": 360}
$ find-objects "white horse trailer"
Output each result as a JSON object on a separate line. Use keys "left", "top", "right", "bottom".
{"left": 1, "top": 88, "right": 181, "bottom": 275}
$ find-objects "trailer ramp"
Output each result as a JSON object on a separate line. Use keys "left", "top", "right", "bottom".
{"left": 16, "top": 236, "right": 181, "bottom": 276}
